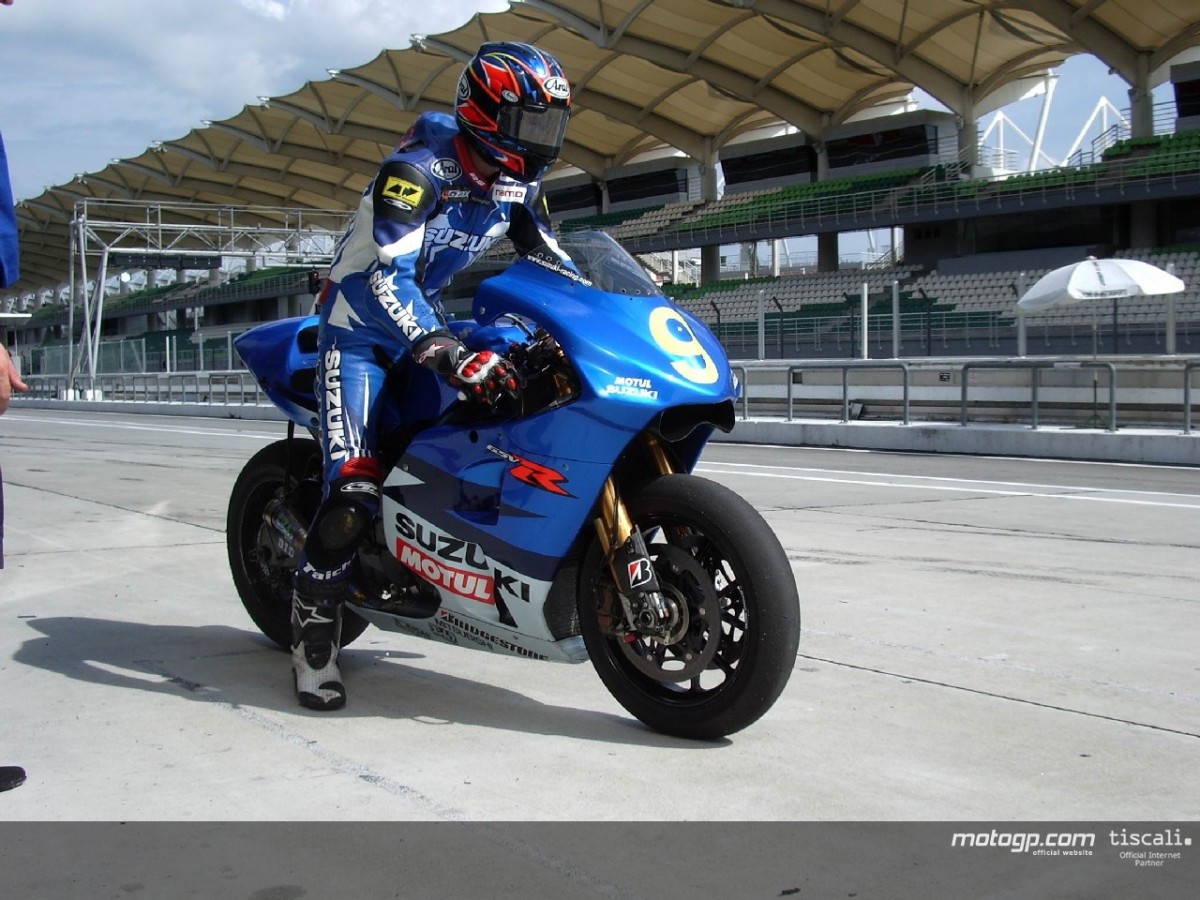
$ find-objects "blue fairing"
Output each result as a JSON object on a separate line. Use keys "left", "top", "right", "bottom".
{"left": 386, "top": 253, "right": 737, "bottom": 565}
{"left": 234, "top": 315, "right": 321, "bottom": 428}
{"left": 235, "top": 315, "right": 457, "bottom": 431}
{"left": 237, "top": 234, "right": 738, "bottom": 578}
{"left": 473, "top": 256, "right": 737, "bottom": 424}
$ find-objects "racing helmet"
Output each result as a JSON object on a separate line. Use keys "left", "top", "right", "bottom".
{"left": 455, "top": 42, "right": 571, "bottom": 183}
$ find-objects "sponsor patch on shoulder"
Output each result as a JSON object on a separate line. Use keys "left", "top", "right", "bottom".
{"left": 381, "top": 176, "right": 426, "bottom": 210}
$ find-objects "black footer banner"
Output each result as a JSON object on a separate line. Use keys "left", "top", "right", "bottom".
{"left": 0, "top": 821, "right": 1195, "bottom": 899}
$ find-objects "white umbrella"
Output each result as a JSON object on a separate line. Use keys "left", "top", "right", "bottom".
{"left": 1017, "top": 256, "right": 1185, "bottom": 311}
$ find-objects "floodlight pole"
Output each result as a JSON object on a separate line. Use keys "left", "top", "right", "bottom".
{"left": 1112, "top": 299, "right": 1119, "bottom": 355}
{"left": 1165, "top": 263, "right": 1177, "bottom": 354}
{"left": 756, "top": 289, "right": 765, "bottom": 360}
{"left": 859, "top": 282, "right": 869, "bottom": 359}
{"left": 1015, "top": 273, "right": 1027, "bottom": 357}
{"left": 891, "top": 280, "right": 900, "bottom": 358}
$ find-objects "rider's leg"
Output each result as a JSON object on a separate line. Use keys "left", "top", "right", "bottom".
{"left": 292, "top": 326, "right": 388, "bottom": 710}
{"left": 292, "top": 467, "right": 380, "bottom": 710}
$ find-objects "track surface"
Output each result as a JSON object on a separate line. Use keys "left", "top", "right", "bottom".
{"left": 1, "top": 409, "right": 1197, "bottom": 820}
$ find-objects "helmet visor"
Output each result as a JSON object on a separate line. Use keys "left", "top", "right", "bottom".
{"left": 498, "top": 104, "right": 569, "bottom": 161}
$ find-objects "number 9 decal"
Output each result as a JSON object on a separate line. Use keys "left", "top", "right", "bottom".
{"left": 649, "top": 307, "right": 719, "bottom": 385}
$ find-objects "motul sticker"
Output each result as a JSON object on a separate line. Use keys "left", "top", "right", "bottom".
{"left": 397, "top": 538, "right": 495, "bottom": 605}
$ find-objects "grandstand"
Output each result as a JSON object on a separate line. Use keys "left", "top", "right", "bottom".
{"left": 4, "top": 1, "right": 1200, "bottom": 383}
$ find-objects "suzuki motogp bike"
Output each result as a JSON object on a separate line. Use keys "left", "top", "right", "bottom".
{"left": 227, "top": 231, "right": 800, "bottom": 739}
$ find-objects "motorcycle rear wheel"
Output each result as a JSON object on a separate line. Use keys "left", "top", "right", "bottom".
{"left": 226, "top": 438, "right": 369, "bottom": 650}
{"left": 579, "top": 474, "right": 800, "bottom": 740}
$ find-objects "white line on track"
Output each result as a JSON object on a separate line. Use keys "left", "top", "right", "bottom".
{"left": 696, "top": 462, "right": 1200, "bottom": 509}
{"left": 11, "top": 412, "right": 1199, "bottom": 509}
{"left": 3, "top": 413, "right": 282, "bottom": 441}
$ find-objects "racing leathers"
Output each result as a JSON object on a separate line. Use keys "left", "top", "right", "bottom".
{"left": 290, "top": 112, "right": 571, "bottom": 708}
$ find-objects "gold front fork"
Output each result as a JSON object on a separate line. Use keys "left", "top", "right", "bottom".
{"left": 593, "top": 434, "right": 676, "bottom": 559}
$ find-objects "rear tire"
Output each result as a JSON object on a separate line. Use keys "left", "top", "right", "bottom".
{"left": 226, "top": 438, "right": 369, "bottom": 650}
{"left": 579, "top": 474, "right": 800, "bottom": 740}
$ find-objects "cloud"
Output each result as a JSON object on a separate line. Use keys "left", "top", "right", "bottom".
{"left": 239, "top": 0, "right": 291, "bottom": 20}
{"left": 0, "top": 0, "right": 1177, "bottom": 201}
{"left": 0, "top": 0, "right": 507, "bottom": 199}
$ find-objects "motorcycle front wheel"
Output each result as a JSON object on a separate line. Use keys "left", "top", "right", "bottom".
{"left": 579, "top": 474, "right": 801, "bottom": 740}
{"left": 226, "top": 438, "right": 369, "bottom": 650}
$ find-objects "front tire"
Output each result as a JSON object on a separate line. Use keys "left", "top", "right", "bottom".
{"left": 226, "top": 438, "right": 369, "bottom": 650}
{"left": 579, "top": 474, "right": 800, "bottom": 740}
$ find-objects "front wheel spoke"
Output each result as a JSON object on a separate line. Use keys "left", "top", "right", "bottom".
{"left": 721, "top": 607, "right": 746, "bottom": 630}
{"left": 710, "top": 651, "right": 736, "bottom": 677}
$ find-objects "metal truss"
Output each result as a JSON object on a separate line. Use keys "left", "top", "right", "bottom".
{"left": 69, "top": 199, "right": 352, "bottom": 384}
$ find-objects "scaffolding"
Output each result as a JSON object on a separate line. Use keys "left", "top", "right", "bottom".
{"left": 69, "top": 199, "right": 351, "bottom": 391}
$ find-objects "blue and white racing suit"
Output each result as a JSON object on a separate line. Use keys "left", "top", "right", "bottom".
{"left": 297, "top": 111, "right": 571, "bottom": 595}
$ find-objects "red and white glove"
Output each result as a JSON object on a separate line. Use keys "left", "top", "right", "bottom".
{"left": 413, "top": 333, "right": 520, "bottom": 409}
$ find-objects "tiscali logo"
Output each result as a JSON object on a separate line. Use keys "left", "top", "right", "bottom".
{"left": 543, "top": 76, "right": 570, "bottom": 100}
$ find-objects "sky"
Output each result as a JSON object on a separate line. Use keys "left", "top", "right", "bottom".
{"left": 0, "top": 0, "right": 1179, "bottom": 205}
{"left": 0, "top": 0, "right": 507, "bottom": 201}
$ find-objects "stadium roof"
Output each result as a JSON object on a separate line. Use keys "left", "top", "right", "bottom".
{"left": 9, "top": 0, "right": 1200, "bottom": 295}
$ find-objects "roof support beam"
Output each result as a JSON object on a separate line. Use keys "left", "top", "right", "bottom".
{"left": 1008, "top": 0, "right": 1137, "bottom": 82}
{"left": 580, "top": 92, "right": 708, "bottom": 160}
{"left": 517, "top": 1, "right": 827, "bottom": 133}
{"left": 326, "top": 70, "right": 411, "bottom": 109}
{"left": 747, "top": 0, "right": 965, "bottom": 115}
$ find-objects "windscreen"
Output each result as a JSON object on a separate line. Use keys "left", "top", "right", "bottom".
{"left": 556, "top": 230, "right": 662, "bottom": 296}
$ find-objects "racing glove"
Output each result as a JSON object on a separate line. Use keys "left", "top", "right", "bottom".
{"left": 413, "top": 332, "right": 520, "bottom": 409}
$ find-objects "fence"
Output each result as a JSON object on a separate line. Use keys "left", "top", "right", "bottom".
{"left": 21, "top": 370, "right": 267, "bottom": 406}
{"left": 17, "top": 354, "right": 1200, "bottom": 435}
{"left": 733, "top": 356, "right": 1200, "bottom": 433}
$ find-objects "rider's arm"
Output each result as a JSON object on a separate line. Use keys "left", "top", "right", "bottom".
{"left": 362, "top": 160, "right": 518, "bottom": 407}
{"left": 508, "top": 187, "right": 574, "bottom": 266}
{"left": 357, "top": 160, "right": 446, "bottom": 347}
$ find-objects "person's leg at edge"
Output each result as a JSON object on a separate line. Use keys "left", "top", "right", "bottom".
{"left": 0, "top": 467, "right": 25, "bottom": 790}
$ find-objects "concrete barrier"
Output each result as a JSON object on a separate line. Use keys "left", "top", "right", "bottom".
{"left": 15, "top": 396, "right": 1197, "bottom": 466}
{"left": 712, "top": 416, "right": 1199, "bottom": 465}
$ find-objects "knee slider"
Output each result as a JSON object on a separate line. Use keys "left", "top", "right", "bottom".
{"left": 308, "top": 478, "right": 380, "bottom": 563}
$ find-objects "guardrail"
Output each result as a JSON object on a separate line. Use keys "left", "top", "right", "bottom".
{"left": 788, "top": 361, "right": 912, "bottom": 424}
{"left": 1185, "top": 362, "right": 1200, "bottom": 434}
{"left": 960, "top": 360, "right": 1118, "bottom": 432}
{"left": 17, "top": 357, "right": 1200, "bottom": 435}
{"left": 730, "top": 356, "right": 1200, "bottom": 434}
{"left": 22, "top": 370, "right": 267, "bottom": 405}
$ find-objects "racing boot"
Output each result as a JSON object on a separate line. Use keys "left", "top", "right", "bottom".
{"left": 291, "top": 592, "right": 345, "bottom": 711}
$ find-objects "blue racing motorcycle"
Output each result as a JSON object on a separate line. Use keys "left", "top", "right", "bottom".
{"left": 227, "top": 231, "right": 800, "bottom": 739}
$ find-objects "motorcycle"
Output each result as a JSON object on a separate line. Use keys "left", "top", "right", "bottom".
{"left": 227, "top": 231, "right": 800, "bottom": 739}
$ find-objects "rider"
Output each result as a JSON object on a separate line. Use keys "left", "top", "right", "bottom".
{"left": 291, "top": 41, "right": 575, "bottom": 710}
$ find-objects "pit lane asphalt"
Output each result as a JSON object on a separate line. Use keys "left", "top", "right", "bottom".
{"left": 1, "top": 408, "right": 1197, "bottom": 822}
